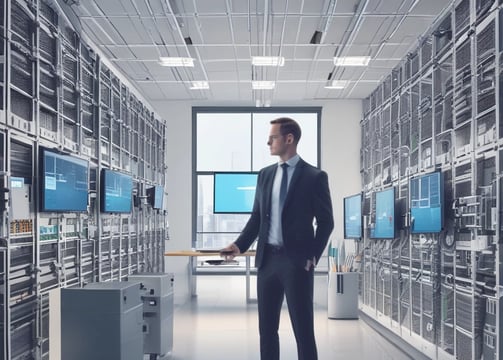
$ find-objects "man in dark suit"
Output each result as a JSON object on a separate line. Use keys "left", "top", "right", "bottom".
{"left": 221, "top": 117, "right": 334, "bottom": 360}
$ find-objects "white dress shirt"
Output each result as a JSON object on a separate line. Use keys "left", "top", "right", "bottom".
{"left": 267, "top": 155, "right": 300, "bottom": 246}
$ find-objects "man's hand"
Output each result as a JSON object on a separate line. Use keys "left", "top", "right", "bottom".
{"left": 305, "top": 256, "right": 316, "bottom": 271}
{"left": 220, "top": 243, "right": 241, "bottom": 260}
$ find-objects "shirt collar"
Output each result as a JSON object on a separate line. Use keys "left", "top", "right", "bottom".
{"left": 279, "top": 154, "right": 300, "bottom": 168}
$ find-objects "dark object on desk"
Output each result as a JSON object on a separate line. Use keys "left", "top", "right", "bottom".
{"left": 205, "top": 259, "right": 239, "bottom": 265}
{"left": 205, "top": 259, "right": 224, "bottom": 265}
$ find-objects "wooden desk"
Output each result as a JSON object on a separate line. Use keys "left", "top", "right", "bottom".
{"left": 165, "top": 250, "right": 256, "bottom": 256}
{"left": 165, "top": 250, "right": 257, "bottom": 302}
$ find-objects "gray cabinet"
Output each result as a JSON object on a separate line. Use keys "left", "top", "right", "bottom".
{"left": 129, "top": 273, "right": 174, "bottom": 358}
{"left": 61, "top": 281, "right": 144, "bottom": 360}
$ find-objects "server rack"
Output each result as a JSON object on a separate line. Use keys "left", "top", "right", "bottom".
{"left": 0, "top": 1, "right": 169, "bottom": 358}
{"left": 360, "top": 1, "right": 502, "bottom": 359}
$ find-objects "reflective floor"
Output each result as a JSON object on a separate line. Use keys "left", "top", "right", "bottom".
{"left": 169, "top": 275, "right": 410, "bottom": 360}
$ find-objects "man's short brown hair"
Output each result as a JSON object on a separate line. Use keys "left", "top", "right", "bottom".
{"left": 270, "top": 117, "right": 302, "bottom": 144}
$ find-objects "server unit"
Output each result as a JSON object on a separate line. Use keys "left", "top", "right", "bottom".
{"left": 61, "top": 281, "right": 144, "bottom": 360}
{"left": 129, "top": 272, "right": 174, "bottom": 359}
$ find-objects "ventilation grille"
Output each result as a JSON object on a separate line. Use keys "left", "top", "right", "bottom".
{"left": 455, "top": 0, "right": 470, "bottom": 36}
{"left": 11, "top": 90, "right": 32, "bottom": 122}
{"left": 10, "top": 141, "right": 32, "bottom": 178}
{"left": 11, "top": 3, "right": 33, "bottom": 47}
{"left": 477, "top": 20, "right": 495, "bottom": 61}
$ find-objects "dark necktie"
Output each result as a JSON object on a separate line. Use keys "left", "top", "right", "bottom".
{"left": 279, "top": 163, "right": 289, "bottom": 208}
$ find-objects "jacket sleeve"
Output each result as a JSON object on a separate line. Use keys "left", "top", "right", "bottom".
{"left": 234, "top": 208, "right": 260, "bottom": 253}
{"left": 234, "top": 172, "right": 263, "bottom": 252}
{"left": 313, "top": 170, "right": 334, "bottom": 262}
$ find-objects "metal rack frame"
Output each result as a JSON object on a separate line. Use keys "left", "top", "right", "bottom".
{"left": 0, "top": 1, "right": 169, "bottom": 359}
{"left": 360, "top": 1, "right": 502, "bottom": 359}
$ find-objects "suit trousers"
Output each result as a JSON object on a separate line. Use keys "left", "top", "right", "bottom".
{"left": 257, "top": 245, "right": 317, "bottom": 360}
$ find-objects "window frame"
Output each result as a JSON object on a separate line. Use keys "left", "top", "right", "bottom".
{"left": 192, "top": 106, "right": 321, "bottom": 270}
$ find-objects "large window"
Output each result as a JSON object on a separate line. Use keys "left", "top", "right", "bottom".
{"left": 193, "top": 107, "right": 321, "bottom": 251}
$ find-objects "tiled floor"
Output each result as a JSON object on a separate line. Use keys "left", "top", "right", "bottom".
{"left": 169, "top": 275, "right": 410, "bottom": 360}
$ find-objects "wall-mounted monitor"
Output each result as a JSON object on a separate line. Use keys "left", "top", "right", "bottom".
{"left": 410, "top": 171, "right": 443, "bottom": 233}
{"left": 40, "top": 148, "right": 89, "bottom": 212}
{"left": 100, "top": 169, "right": 133, "bottom": 213}
{"left": 370, "top": 187, "right": 395, "bottom": 239}
{"left": 213, "top": 172, "right": 258, "bottom": 214}
{"left": 343, "top": 193, "right": 362, "bottom": 239}
{"left": 147, "top": 185, "right": 164, "bottom": 210}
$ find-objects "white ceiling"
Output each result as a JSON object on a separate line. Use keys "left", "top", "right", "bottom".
{"left": 66, "top": 0, "right": 453, "bottom": 106}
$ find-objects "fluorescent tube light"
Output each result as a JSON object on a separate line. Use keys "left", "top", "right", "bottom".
{"left": 252, "top": 81, "right": 275, "bottom": 90}
{"left": 252, "top": 56, "right": 285, "bottom": 66}
{"left": 325, "top": 80, "right": 349, "bottom": 89}
{"left": 190, "top": 81, "right": 209, "bottom": 90}
{"left": 333, "top": 56, "right": 371, "bottom": 66}
{"left": 159, "top": 57, "right": 194, "bottom": 67}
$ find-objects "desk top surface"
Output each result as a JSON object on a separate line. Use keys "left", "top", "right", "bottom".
{"left": 165, "top": 250, "right": 256, "bottom": 257}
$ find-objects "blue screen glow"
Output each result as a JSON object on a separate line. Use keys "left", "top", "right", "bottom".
{"left": 42, "top": 150, "right": 89, "bottom": 212}
{"left": 371, "top": 187, "right": 395, "bottom": 239}
{"left": 101, "top": 169, "right": 133, "bottom": 213}
{"left": 344, "top": 193, "right": 362, "bottom": 239}
{"left": 410, "top": 172, "right": 443, "bottom": 233}
{"left": 147, "top": 185, "right": 164, "bottom": 209}
{"left": 214, "top": 173, "right": 258, "bottom": 213}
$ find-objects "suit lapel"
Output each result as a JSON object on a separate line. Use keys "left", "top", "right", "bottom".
{"left": 263, "top": 164, "right": 277, "bottom": 212}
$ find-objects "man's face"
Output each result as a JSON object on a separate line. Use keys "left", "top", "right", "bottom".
{"left": 267, "top": 123, "right": 287, "bottom": 156}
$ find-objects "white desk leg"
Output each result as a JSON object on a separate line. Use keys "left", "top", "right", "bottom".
{"left": 190, "top": 256, "right": 197, "bottom": 297}
{"left": 246, "top": 256, "right": 251, "bottom": 302}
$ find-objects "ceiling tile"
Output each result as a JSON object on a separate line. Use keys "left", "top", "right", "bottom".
{"left": 300, "top": 0, "right": 330, "bottom": 14}
{"left": 323, "top": 16, "right": 355, "bottom": 45}
{"left": 412, "top": 1, "right": 453, "bottom": 16}
{"left": 334, "top": 0, "right": 360, "bottom": 14}
{"left": 90, "top": 0, "right": 131, "bottom": 15}
{"left": 71, "top": 0, "right": 453, "bottom": 103}
{"left": 197, "top": 17, "right": 234, "bottom": 43}
{"left": 199, "top": 46, "right": 238, "bottom": 60}
{"left": 194, "top": 0, "right": 228, "bottom": 14}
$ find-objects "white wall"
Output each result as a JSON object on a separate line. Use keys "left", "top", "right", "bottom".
{"left": 152, "top": 100, "right": 362, "bottom": 305}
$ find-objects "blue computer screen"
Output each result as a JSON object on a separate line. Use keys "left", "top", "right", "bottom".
{"left": 41, "top": 149, "right": 89, "bottom": 212}
{"left": 101, "top": 169, "right": 133, "bottom": 213}
{"left": 344, "top": 193, "right": 362, "bottom": 239}
{"left": 213, "top": 173, "right": 258, "bottom": 213}
{"left": 147, "top": 185, "right": 164, "bottom": 210}
{"left": 371, "top": 187, "right": 395, "bottom": 239}
{"left": 410, "top": 172, "right": 443, "bottom": 233}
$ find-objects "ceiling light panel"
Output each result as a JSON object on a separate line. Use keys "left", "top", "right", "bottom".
{"left": 190, "top": 81, "right": 210, "bottom": 90}
{"left": 252, "top": 81, "right": 276, "bottom": 90}
{"left": 159, "top": 57, "right": 195, "bottom": 67}
{"left": 333, "top": 56, "right": 371, "bottom": 66}
{"left": 252, "top": 56, "right": 285, "bottom": 66}
{"left": 325, "top": 80, "right": 349, "bottom": 89}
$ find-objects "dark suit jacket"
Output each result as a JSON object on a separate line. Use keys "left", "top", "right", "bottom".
{"left": 234, "top": 158, "right": 334, "bottom": 269}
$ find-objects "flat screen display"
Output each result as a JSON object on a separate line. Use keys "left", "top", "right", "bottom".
{"left": 41, "top": 149, "right": 89, "bottom": 212}
{"left": 213, "top": 172, "right": 258, "bottom": 214}
{"left": 344, "top": 193, "right": 362, "bottom": 239}
{"left": 371, "top": 187, "right": 395, "bottom": 239}
{"left": 147, "top": 185, "right": 164, "bottom": 210}
{"left": 100, "top": 169, "right": 133, "bottom": 213}
{"left": 410, "top": 171, "right": 443, "bottom": 233}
